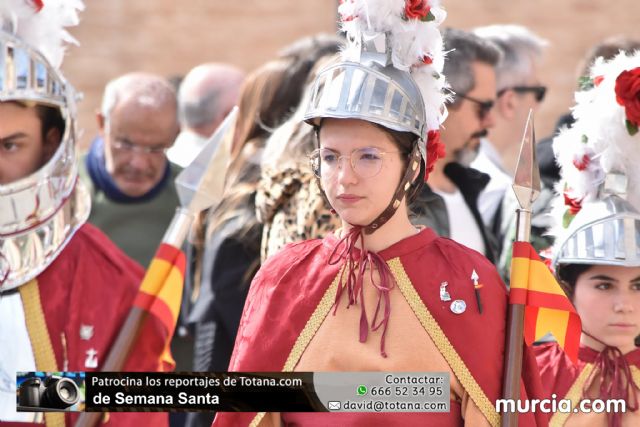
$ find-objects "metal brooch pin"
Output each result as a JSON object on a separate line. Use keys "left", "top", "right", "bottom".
{"left": 450, "top": 299, "right": 467, "bottom": 314}
{"left": 440, "top": 281, "right": 451, "bottom": 302}
{"left": 471, "top": 269, "right": 483, "bottom": 314}
{"left": 84, "top": 348, "right": 98, "bottom": 369}
{"left": 80, "top": 324, "right": 94, "bottom": 340}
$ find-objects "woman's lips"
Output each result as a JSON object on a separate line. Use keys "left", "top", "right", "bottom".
{"left": 608, "top": 323, "right": 636, "bottom": 328}
{"left": 337, "top": 194, "right": 363, "bottom": 203}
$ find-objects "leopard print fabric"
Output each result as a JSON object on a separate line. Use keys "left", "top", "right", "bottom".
{"left": 256, "top": 167, "right": 340, "bottom": 262}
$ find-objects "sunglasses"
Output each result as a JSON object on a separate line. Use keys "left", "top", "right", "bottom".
{"left": 498, "top": 85, "right": 547, "bottom": 102}
{"left": 455, "top": 93, "right": 495, "bottom": 120}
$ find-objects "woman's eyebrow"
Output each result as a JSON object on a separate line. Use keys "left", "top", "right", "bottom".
{"left": 0, "top": 132, "right": 29, "bottom": 143}
{"left": 587, "top": 274, "right": 617, "bottom": 282}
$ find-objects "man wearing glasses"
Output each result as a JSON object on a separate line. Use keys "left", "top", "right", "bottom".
{"left": 471, "top": 25, "right": 548, "bottom": 231}
{"left": 82, "top": 72, "right": 181, "bottom": 268}
{"left": 411, "top": 28, "right": 501, "bottom": 263}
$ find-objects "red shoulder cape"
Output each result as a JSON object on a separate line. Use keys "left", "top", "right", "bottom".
{"left": 214, "top": 228, "right": 546, "bottom": 427}
{"left": 4, "top": 223, "right": 170, "bottom": 427}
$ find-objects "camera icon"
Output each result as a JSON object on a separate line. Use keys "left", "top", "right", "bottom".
{"left": 18, "top": 375, "right": 80, "bottom": 410}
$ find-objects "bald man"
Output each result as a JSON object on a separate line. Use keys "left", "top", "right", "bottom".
{"left": 167, "top": 63, "right": 245, "bottom": 167}
{"left": 81, "top": 72, "right": 181, "bottom": 267}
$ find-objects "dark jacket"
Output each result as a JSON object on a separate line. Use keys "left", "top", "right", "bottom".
{"left": 410, "top": 162, "right": 500, "bottom": 264}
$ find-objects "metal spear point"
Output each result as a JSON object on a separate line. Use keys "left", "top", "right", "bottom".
{"left": 75, "top": 108, "right": 238, "bottom": 427}
{"left": 162, "top": 107, "right": 238, "bottom": 247}
{"left": 501, "top": 109, "right": 542, "bottom": 427}
{"left": 512, "top": 109, "right": 541, "bottom": 214}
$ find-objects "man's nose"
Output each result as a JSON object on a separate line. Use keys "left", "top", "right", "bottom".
{"left": 128, "top": 150, "right": 152, "bottom": 169}
{"left": 482, "top": 107, "right": 497, "bottom": 128}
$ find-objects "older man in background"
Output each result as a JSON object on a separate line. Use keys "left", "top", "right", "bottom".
{"left": 167, "top": 63, "right": 245, "bottom": 167}
{"left": 82, "top": 72, "right": 181, "bottom": 267}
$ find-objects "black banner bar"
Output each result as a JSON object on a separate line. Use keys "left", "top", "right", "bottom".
{"left": 86, "top": 372, "right": 324, "bottom": 412}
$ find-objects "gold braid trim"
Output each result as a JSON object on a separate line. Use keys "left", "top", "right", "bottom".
{"left": 632, "top": 365, "right": 640, "bottom": 388}
{"left": 249, "top": 412, "right": 266, "bottom": 427}
{"left": 548, "top": 364, "right": 640, "bottom": 426}
{"left": 549, "top": 363, "right": 594, "bottom": 426}
{"left": 282, "top": 271, "right": 342, "bottom": 371}
{"left": 387, "top": 258, "right": 500, "bottom": 427}
{"left": 248, "top": 269, "right": 342, "bottom": 426}
{"left": 19, "top": 279, "right": 65, "bottom": 427}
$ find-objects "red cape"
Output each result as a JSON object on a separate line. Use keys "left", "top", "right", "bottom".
{"left": 4, "top": 223, "right": 170, "bottom": 427}
{"left": 534, "top": 342, "right": 640, "bottom": 423}
{"left": 214, "top": 228, "right": 547, "bottom": 426}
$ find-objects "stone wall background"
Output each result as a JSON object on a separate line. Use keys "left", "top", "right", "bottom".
{"left": 62, "top": 0, "right": 640, "bottom": 149}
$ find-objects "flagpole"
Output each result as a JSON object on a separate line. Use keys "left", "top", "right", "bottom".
{"left": 74, "top": 109, "right": 237, "bottom": 427}
{"left": 501, "top": 110, "right": 541, "bottom": 427}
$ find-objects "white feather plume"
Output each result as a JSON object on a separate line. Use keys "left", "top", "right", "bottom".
{"left": 0, "top": 0, "right": 84, "bottom": 68}
{"left": 337, "top": 0, "right": 448, "bottom": 132}
{"left": 551, "top": 51, "right": 640, "bottom": 238}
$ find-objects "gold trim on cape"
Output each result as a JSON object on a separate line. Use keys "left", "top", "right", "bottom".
{"left": 388, "top": 258, "right": 500, "bottom": 427}
{"left": 549, "top": 363, "right": 640, "bottom": 426}
{"left": 19, "top": 279, "right": 65, "bottom": 427}
{"left": 249, "top": 270, "right": 343, "bottom": 426}
{"left": 252, "top": 258, "right": 499, "bottom": 426}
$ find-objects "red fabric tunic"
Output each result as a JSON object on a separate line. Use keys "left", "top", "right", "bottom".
{"left": 2, "top": 223, "right": 170, "bottom": 427}
{"left": 213, "top": 228, "right": 547, "bottom": 427}
{"left": 535, "top": 342, "right": 640, "bottom": 426}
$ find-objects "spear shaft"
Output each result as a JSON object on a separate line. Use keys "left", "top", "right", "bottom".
{"left": 75, "top": 109, "right": 237, "bottom": 427}
{"left": 501, "top": 110, "right": 540, "bottom": 426}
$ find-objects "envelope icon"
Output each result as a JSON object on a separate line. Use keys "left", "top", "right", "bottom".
{"left": 328, "top": 401, "right": 341, "bottom": 410}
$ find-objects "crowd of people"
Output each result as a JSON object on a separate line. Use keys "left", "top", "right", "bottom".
{"left": 2, "top": 0, "right": 640, "bottom": 426}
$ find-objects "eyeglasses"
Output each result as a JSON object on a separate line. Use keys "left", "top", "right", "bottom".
{"left": 498, "top": 85, "right": 547, "bottom": 102}
{"left": 111, "top": 138, "right": 169, "bottom": 157}
{"left": 455, "top": 93, "right": 495, "bottom": 120}
{"left": 310, "top": 147, "right": 403, "bottom": 179}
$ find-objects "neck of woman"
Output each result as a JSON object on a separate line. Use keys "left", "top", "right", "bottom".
{"left": 341, "top": 204, "right": 419, "bottom": 253}
{"left": 581, "top": 333, "right": 637, "bottom": 356}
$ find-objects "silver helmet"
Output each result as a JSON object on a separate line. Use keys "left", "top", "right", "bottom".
{"left": 302, "top": 0, "right": 448, "bottom": 233}
{"left": 551, "top": 51, "right": 640, "bottom": 270}
{"left": 0, "top": 1, "right": 89, "bottom": 291}
{"left": 304, "top": 0, "right": 449, "bottom": 161}
{"left": 305, "top": 39, "right": 428, "bottom": 157}
{"left": 553, "top": 193, "right": 640, "bottom": 268}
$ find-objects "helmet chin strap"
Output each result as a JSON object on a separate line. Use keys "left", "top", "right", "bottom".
{"left": 362, "top": 144, "right": 422, "bottom": 234}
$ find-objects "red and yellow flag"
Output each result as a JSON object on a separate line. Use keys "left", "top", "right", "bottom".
{"left": 133, "top": 243, "right": 186, "bottom": 367}
{"left": 509, "top": 241, "right": 581, "bottom": 363}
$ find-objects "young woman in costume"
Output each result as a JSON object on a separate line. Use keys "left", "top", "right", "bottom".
{"left": 535, "top": 51, "right": 640, "bottom": 426}
{"left": 214, "top": 1, "right": 546, "bottom": 426}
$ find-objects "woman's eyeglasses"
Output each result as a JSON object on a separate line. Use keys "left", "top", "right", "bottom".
{"left": 498, "top": 85, "right": 547, "bottom": 102}
{"left": 309, "top": 147, "right": 403, "bottom": 179}
{"left": 455, "top": 93, "right": 495, "bottom": 120}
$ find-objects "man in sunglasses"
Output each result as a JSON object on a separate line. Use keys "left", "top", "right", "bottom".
{"left": 411, "top": 28, "right": 501, "bottom": 263}
{"left": 471, "top": 25, "right": 548, "bottom": 231}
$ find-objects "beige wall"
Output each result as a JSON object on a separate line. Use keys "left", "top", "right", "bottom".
{"left": 62, "top": 0, "right": 640, "bottom": 149}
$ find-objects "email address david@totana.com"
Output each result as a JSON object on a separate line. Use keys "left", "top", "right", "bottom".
{"left": 331, "top": 400, "right": 448, "bottom": 411}
{"left": 496, "top": 396, "right": 626, "bottom": 414}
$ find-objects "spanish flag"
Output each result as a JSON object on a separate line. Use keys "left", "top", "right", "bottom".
{"left": 510, "top": 241, "right": 581, "bottom": 363}
{"left": 133, "top": 243, "right": 186, "bottom": 367}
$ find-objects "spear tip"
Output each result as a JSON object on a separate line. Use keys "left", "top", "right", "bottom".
{"left": 512, "top": 109, "right": 541, "bottom": 210}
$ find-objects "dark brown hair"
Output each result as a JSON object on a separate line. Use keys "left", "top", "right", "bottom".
{"left": 555, "top": 263, "right": 593, "bottom": 300}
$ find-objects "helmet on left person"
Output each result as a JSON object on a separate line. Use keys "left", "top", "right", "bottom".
{"left": 0, "top": 0, "right": 89, "bottom": 291}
